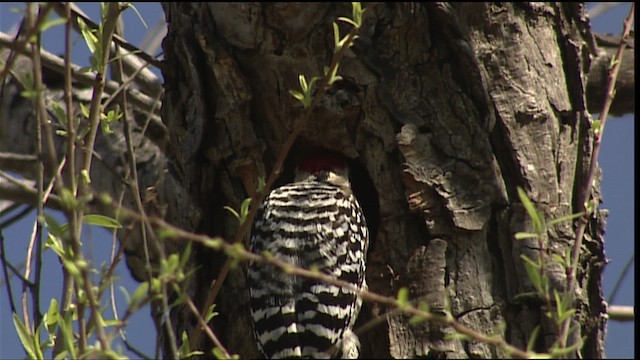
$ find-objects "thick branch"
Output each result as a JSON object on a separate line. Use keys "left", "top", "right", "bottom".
{"left": 587, "top": 33, "right": 635, "bottom": 116}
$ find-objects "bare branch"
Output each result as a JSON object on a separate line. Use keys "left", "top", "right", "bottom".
{"left": 607, "top": 305, "right": 634, "bottom": 322}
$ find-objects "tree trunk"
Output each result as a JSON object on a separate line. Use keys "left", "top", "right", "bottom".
{"left": 0, "top": 2, "right": 610, "bottom": 359}
{"left": 158, "top": 2, "right": 606, "bottom": 358}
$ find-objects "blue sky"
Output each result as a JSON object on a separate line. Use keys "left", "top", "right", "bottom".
{"left": 0, "top": 3, "right": 634, "bottom": 359}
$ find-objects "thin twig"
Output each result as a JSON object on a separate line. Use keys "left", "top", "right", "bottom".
{"left": 558, "top": 3, "right": 635, "bottom": 350}
{"left": 0, "top": 204, "right": 33, "bottom": 229}
{"left": 607, "top": 253, "right": 634, "bottom": 304}
{"left": 110, "top": 19, "right": 180, "bottom": 358}
{"left": 185, "top": 297, "right": 232, "bottom": 358}
{"left": 0, "top": 32, "right": 165, "bottom": 131}
{"left": 109, "top": 201, "right": 534, "bottom": 358}
{"left": 4, "top": 258, "right": 32, "bottom": 286}
{"left": 0, "top": 3, "right": 55, "bottom": 91}
{"left": 0, "top": 229, "right": 18, "bottom": 314}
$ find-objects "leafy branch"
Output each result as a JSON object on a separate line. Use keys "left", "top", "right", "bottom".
{"left": 557, "top": 3, "right": 635, "bottom": 350}
{"left": 108, "top": 199, "right": 541, "bottom": 359}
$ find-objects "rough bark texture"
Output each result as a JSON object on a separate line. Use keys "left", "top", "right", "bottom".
{"left": 0, "top": 2, "right": 612, "bottom": 359}
{"left": 587, "top": 33, "right": 635, "bottom": 116}
{"left": 158, "top": 2, "right": 607, "bottom": 358}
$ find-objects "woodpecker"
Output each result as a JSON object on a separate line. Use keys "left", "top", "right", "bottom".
{"left": 247, "top": 153, "right": 369, "bottom": 359}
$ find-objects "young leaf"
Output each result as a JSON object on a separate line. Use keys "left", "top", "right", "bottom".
{"left": 130, "top": 281, "right": 150, "bottom": 309}
{"left": 547, "top": 211, "right": 585, "bottom": 227}
{"left": 39, "top": 17, "right": 68, "bottom": 33}
{"left": 44, "top": 234, "right": 66, "bottom": 258}
{"left": 444, "top": 332, "right": 471, "bottom": 342}
{"left": 59, "top": 310, "right": 77, "bottom": 359}
{"left": 12, "top": 313, "right": 38, "bottom": 359}
{"left": 82, "top": 214, "right": 123, "bottom": 229}
{"left": 44, "top": 213, "right": 68, "bottom": 238}
{"left": 333, "top": 22, "right": 342, "bottom": 51}
{"left": 81, "top": 169, "right": 91, "bottom": 185}
{"left": 77, "top": 17, "right": 99, "bottom": 55}
{"left": 239, "top": 197, "right": 252, "bottom": 224}
{"left": 520, "top": 254, "right": 543, "bottom": 293}
{"left": 396, "top": 287, "right": 409, "bottom": 309}
{"left": 212, "top": 347, "right": 228, "bottom": 360}
{"left": 527, "top": 324, "right": 541, "bottom": 352}
{"left": 205, "top": 304, "right": 219, "bottom": 323}
{"left": 515, "top": 232, "right": 538, "bottom": 240}
{"left": 32, "top": 322, "right": 44, "bottom": 360}
{"left": 44, "top": 298, "right": 60, "bottom": 335}
{"left": 517, "top": 187, "right": 544, "bottom": 235}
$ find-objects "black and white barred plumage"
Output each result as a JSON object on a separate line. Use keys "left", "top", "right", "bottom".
{"left": 248, "top": 156, "right": 368, "bottom": 359}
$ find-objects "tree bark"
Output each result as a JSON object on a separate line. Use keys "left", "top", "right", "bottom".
{"left": 158, "top": 2, "right": 607, "bottom": 358}
{"left": 0, "top": 2, "right": 611, "bottom": 359}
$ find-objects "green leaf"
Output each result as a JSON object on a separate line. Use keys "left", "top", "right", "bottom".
{"left": 351, "top": 2, "right": 365, "bottom": 27}
{"left": 554, "top": 289, "right": 576, "bottom": 323}
{"left": 179, "top": 331, "right": 205, "bottom": 358}
{"left": 520, "top": 255, "right": 543, "bottom": 293}
{"left": 49, "top": 101, "right": 68, "bottom": 130}
{"left": 289, "top": 90, "right": 305, "bottom": 102}
{"left": 13, "top": 313, "right": 38, "bottom": 359}
{"left": 44, "top": 234, "right": 66, "bottom": 258}
{"left": 150, "top": 278, "right": 162, "bottom": 295}
{"left": 82, "top": 214, "right": 122, "bottom": 229}
{"left": 127, "top": 3, "right": 148, "bottom": 29}
{"left": 81, "top": 169, "right": 91, "bottom": 185}
{"left": 547, "top": 211, "right": 585, "bottom": 227}
{"left": 327, "top": 63, "right": 342, "bottom": 85}
{"left": 513, "top": 291, "right": 539, "bottom": 302}
{"left": 517, "top": 187, "right": 544, "bottom": 235}
{"left": 239, "top": 197, "right": 252, "bottom": 225}
{"left": 77, "top": 17, "right": 99, "bottom": 55}
{"left": 162, "top": 253, "right": 180, "bottom": 275}
{"left": 33, "top": 322, "right": 44, "bottom": 360}
{"left": 298, "top": 74, "right": 308, "bottom": 92}
{"left": 549, "top": 336, "right": 584, "bottom": 357}
{"left": 180, "top": 241, "right": 193, "bottom": 269}
{"left": 44, "top": 298, "right": 60, "bottom": 335}
{"left": 205, "top": 304, "right": 219, "bottom": 323}
{"left": 527, "top": 324, "right": 541, "bottom": 352}
{"left": 58, "top": 310, "right": 77, "bottom": 359}
{"left": 100, "top": 107, "right": 123, "bottom": 135}
{"left": 203, "top": 237, "right": 222, "bottom": 250}
{"left": 527, "top": 352, "right": 553, "bottom": 359}
{"left": 63, "top": 259, "right": 82, "bottom": 279}
{"left": 212, "top": 347, "right": 228, "bottom": 360}
{"left": 119, "top": 285, "right": 131, "bottom": 304}
{"left": 224, "top": 206, "right": 240, "bottom": 220}
{"left": 396, "top": 287, "right": 409, "bottom": 309}
{"left": 80, "top": 102, "right": 91, "bottom": 118}
{"left": 20, "top": 89, "right": 39, "bottom": 99}
{"left": 408, "top": 313, "right": 426, "bottom": 325}
{"left": 104, "top": 319, "right": 124, "bottom": 328}
{"left": 333, "top": 22, "right": 341, "bottom": 51}
{"left": 514, "top": 232, "right": 538, "bottom": 240}
{"left": 444, "top": 332, "right": 471, "bottom": 342}
{"left": 337, "top": 16, "right": 358, "bottom": 28}
{"left": 130, "top": 281, "right": 150, "bottom": 309}
{"left": 44, "top": 213, "right": 68, "bottom": 238}
{"left": 39, "top": 17, "right": 68, "bottom": 33}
